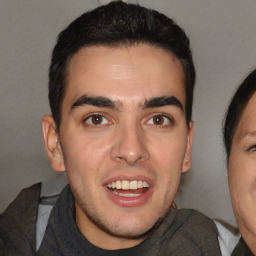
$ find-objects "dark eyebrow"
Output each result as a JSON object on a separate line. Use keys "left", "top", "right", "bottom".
{"left": 143, "top": 96, "right": 184, "bottom": 111}
{"left": 71, "top": 95, "right": 115, "bottom": 111}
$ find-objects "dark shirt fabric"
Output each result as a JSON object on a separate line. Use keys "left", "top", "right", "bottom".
{"left": 0, "top": 183, "right": 41, "bottom": 256}
{"left": 38, "top": 185, "right": 221, "bottom": 256}
{"left": 232, "top": 237, "right": 254, "bottom": 256}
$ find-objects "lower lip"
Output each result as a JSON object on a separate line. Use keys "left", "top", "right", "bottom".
{"left": 104, "top": 187, "right": 153, "bottom": 207}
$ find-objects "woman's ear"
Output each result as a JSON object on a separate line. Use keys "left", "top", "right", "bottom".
{"left": 42, "top": 115, "right": 65, "bottom": 172}
{"left": 182, "top": 121, "right": 194, "bottom": 173}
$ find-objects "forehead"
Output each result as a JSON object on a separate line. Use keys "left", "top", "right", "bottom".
{"left": 64, "top": 44, "right": 186, "bottom": 108}
{"left": 234, "top": 93, "right": 256, "bottom": 140}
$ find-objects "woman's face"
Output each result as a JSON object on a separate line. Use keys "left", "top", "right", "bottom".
{"left": 228, "top": 92, "right": 256, "bottom": 253}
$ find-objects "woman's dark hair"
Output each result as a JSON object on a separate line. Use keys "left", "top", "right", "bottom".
{"left": 223, "top": 69, "right": 256, "bottom": 159}
{"left": 49, "top": 1, "right": 195, "bottom": 131}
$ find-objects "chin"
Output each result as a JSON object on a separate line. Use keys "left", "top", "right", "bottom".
{"left": 115, "top": 208, "right": 170, "bottom": 237}
{"left": 106, "top": 219, "right": 160, "bottom": 239}
{"left": 92, "top": 210, "right": 162, "bottom": 239}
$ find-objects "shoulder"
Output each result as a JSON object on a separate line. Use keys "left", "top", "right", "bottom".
{"left": 0, "top": 182, "right": 41, "bottom": 223}
{"left": 0, "top": 183, "right": 41, "bottom": 255}
{"left": 173, "top": 208, "right": 222, "bottom": 254}
{"left": 176, "top": 208, "right": 218, "bottom": 234}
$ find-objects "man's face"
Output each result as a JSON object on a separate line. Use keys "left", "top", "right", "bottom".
{"left": 228, "top": 92, "right": 256, "bottom": 252}
{"left": 47, "top": 44, "right": 193, "bottom": 248}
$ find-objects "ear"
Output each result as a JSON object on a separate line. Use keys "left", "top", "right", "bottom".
{"left": 181, "top": 121, "right": 194, "bottom": 173}
{"left": 42, "top": 115, "right": 65, "bottom": 172}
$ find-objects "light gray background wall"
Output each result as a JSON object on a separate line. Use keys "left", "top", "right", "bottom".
{"left": 1, "top": 0, "right": 256, "bottom": 227}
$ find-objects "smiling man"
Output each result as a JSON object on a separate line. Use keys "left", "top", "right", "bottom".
{"left": 0, "top": 1, "right": 221, "bottom": 255}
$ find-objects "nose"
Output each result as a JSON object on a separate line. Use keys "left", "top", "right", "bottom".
{"left": 110, "top": 123, "right": 150, "bottom": 165}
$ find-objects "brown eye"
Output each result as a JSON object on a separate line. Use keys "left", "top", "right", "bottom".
{"left": 146, "top": 114, "right": 172, "bottom": 127}
{"left": 91, "top": 115, "right": 103, "bottom": 125}
{"left": 84, "top": 114, "right": 110, "bottom": 126}
{"left": 152, "top": 115, "right": 165, "bottom": 125}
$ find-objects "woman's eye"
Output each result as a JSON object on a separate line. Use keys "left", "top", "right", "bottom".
{"left": 147, "top": 114, "right": 172, "bottom": 126}
{"left": 248, "top": 145, "right": 256, "bottom": 152}
{"left": 84, "top": 114, "right": 110, "bottom": 126}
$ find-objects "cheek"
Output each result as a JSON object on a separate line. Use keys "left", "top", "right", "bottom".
{"left": 149, "top": 134, "right": 187, "bottom": 166}
{"left": 62, "top": 133, "right": 112, "bottom": 174}
{"left": 148, "top": 134, "right": 186, "bottom": 191}
{"left": 229, "top": 163, "right": 246, "bottom": 204}
{"left": 229, "top": 159, "right": 256, "bottom": 195}
{"left": 229, "top": 161, "right": 256, "bottom": 219}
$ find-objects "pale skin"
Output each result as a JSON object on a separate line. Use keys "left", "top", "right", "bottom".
{"left": 42, "top": 44, "right": 193, "bottom": 250}
{"left": 228, "top": 92, "right": 256, "bottom": 254}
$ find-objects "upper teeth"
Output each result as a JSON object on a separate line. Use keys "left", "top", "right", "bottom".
{"left": 107, "top": 180, "right": 150, "bottom": 190}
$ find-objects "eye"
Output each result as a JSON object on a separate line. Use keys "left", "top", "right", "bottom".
{"left": 248, "top": 145, "right": 256, "bottom": 152}
{"left": 84, "top": 114, "right": 110, "bottom": 126}
{"left": 146, "top": 114, "right": 173, "bottom": 126}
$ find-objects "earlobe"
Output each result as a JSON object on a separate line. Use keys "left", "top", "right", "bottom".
{"left": 182, "top": 121, "right": 194, "bottom": 173}
{"left": 42, "top": 115, "right": 65, "bottom": 172}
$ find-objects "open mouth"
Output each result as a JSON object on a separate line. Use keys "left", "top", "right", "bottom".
{"left": 106, "top": 180, "right": 150, "bottom": 198}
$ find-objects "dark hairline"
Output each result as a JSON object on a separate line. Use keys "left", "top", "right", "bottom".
{"left": 48, "top": 1, "right": 195, "bottom": 132}
{"left": 223, "top": 69, "right": 256, "bottom": 161}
